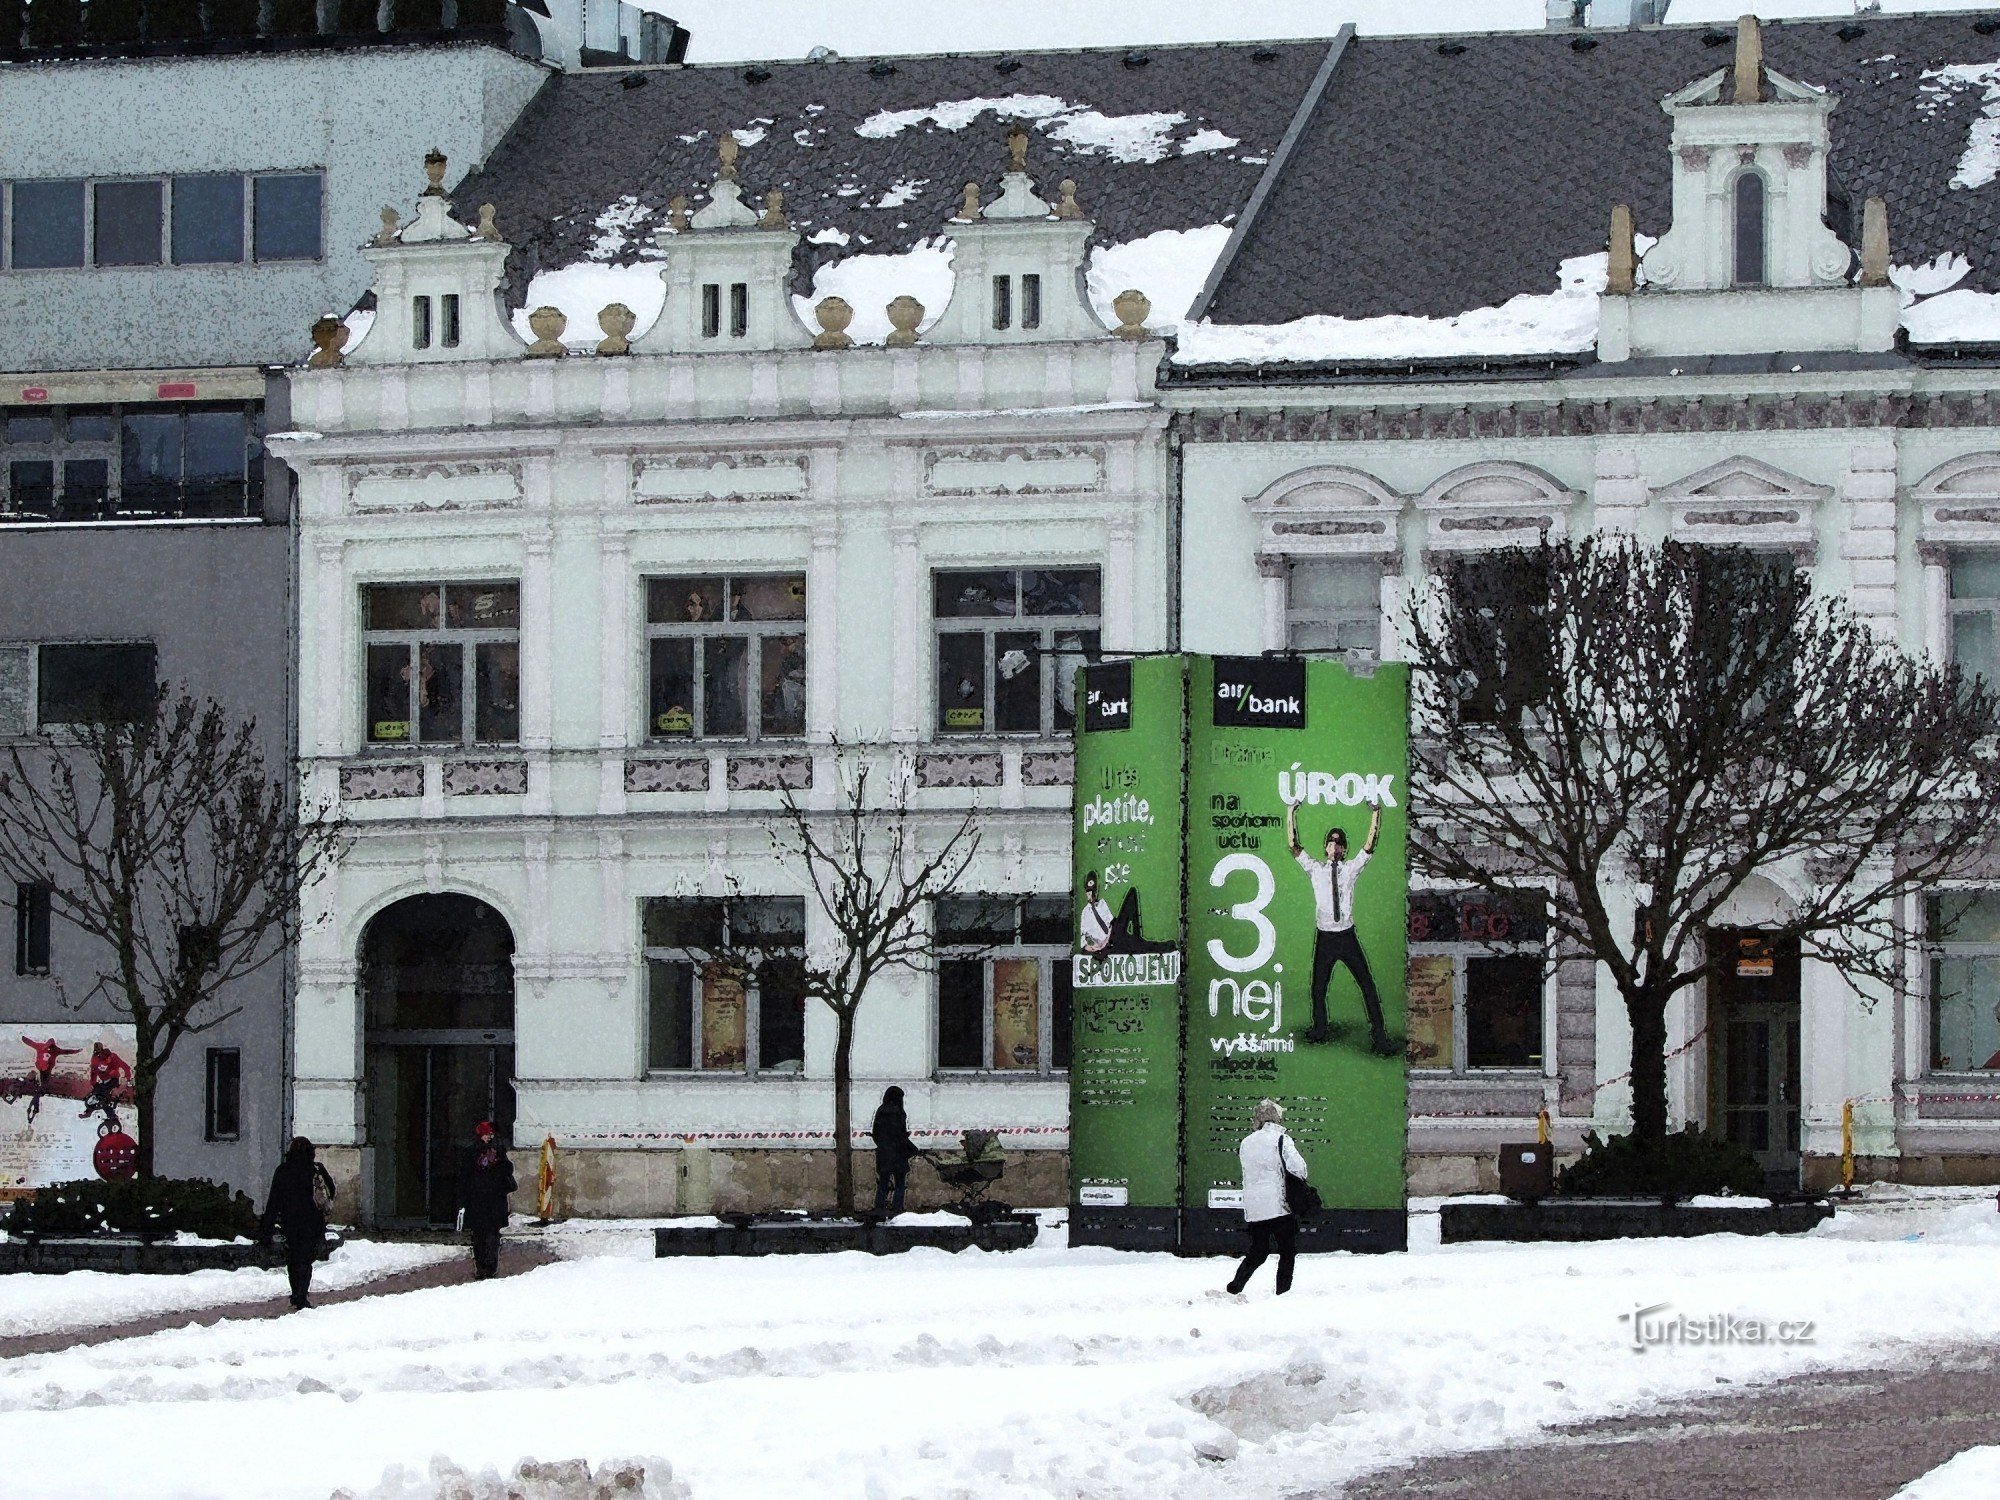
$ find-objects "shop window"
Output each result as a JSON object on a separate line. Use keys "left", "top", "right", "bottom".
{"left": 1404, "top": 889, "right": 1546, "bottom": 1072}
{"left": 93, "top": 180, "right": 163, "bottom": 267}
{"left": 362, "top": 582, "right": 521, "bottom": 747}
{"left": 37, "top": 642, "right": 156, "bottom": 726}
{"left": 645, "top": 574, "right": 806, "bottom": 742}
{"left": 171, "top": 175, "right": 246, "bottom": 265}
{"left": 252, "top": 173, "right": 323, "bottom": 262}
{"left": 14, "top": 882, "right": 51, "bottom": 977}
{"left": 204, "top": 1048, "right": 241, "bottom": 1141}
{"left": 0, "top": 403, "right": 261, "bottom": 522}
{"left": 1929, "top": 891, "right": 2000, "bottom": 1071}
{"left": 643, "top": 897, "right": 806, "bottom": 1074}
{"left": 935, "top": 895, "right": 1072, "bottom": 1074}
{"left": 10, "top": 180, "right": 85, "bottom": 269}
{"left": 1286, "top": 558, "right": 1380, "bottom": 657}
{"left": 934, "top": 568, "right": 1101, "bottom": 736}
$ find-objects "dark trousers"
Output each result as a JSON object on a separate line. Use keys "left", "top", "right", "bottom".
{"left": 284, "top": 1239, "right": 317, "bottom": 1308}
{"left": 1228, "top": 1214, "right": 1298, "bottom": 1295}
{"left": 472, "top": 1228, "right": 501, "bottom": 1279}
{"left": 874, "top": 1164, "right": 907, "bottom": 1214}
{"left": 1310, "top": 928, "right": 1386, "bottom": 1043}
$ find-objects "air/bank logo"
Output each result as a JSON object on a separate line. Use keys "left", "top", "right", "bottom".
{"left": 1082, "top": 661, "right": 1133, "bottom": 733}
{"left": 1212, "top": 656, "right": 1306, "bottom": 730}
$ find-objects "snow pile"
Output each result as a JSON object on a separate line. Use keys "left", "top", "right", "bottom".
{"left": 512, "top": 263, "right": 666, "bottom": 349}
{"left": 1045, "top": 107, "right": 1186, "bottom": 164}
{"left": 1086, "top": 222, "right": 1233, "bottom": 331}
{"left": 791, "top": 238, "right": 956, "bottom": 342}
{"left": 1894, "top": 253, "right": 2000, "bottom": 344}
{"left": 587, "top": 195, "right": 655, "bottom": 259}
{"left": 1176, "top": 249, "right": 1610, "bottom": 364}
{"left": 1895, "top": 1446, "right": 2000, "bottom": 1499}
{"left": 1918, "top": 59, "right": 2000, "bottom": 190}
{"left": 854, "top": 93, "right": 1235, "bottom": 165}
{"left": 334, "top": 1455, "right": 688, "bottom": 1500}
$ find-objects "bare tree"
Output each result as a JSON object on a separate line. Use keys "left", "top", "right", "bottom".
{"left": 1406, "top": 538, "right": 2000, "bottom": 1151}
{"left": 0, "top": 690, "right": 343, "bottom": 1178}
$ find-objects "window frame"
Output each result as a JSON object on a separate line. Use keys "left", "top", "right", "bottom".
{"left": 27, "top": 640, "right": 158, "bottom": 729}
{"left": 360, "top": 581, "right": 522, "bottom": 749}
{"left": 641, "top": 896, "right": 808, "bottom": 1078}
{"left": 203, "top": 1046, "right": 242, "bottom": 1141}
{"left": 1926, "top": 888, "right": 2000, "bottom": 1073}
{"left": 1, "top": 400, "right": 264, "bottom": 522}
{"left": 642, "top": 572, "right": 808, "bottom": 744}
{"left": 14, "top": 881, "right": 52, "bottom": 978}
{"left": 1732, "top": 170, "right": 1768, "bottom": 289}
{"left": 932, "top": 567, "right": 1102, "bottom": 739}
{"left": 3, "top": 171, "right": 325, "bottom": 272}
{"left": 1405, "top": 887, "right": 1548, "bottom": 1076}
{"left": 1947, "top": 551, "right": 2000, "bottom": 684}
{"left": 1285, "top": 556, "right": 1383, "bottom": 658}
{"left": 933, "top": 894, "right": 1072, "bottom": 1077}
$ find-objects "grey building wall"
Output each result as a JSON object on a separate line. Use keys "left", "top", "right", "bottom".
{"left": 0, "top": 521, "right": 292, "bottom": 1193}
{"left": 0, "top": 41, "right": 548, "bottom": 374}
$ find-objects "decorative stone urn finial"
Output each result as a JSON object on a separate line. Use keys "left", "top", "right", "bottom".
{"left": 885, "top": 295, "right": 924, "bottom": 347}
{"left": 476, "top": 204, "right": 501, "bottom": 241}
{"left": 813, "top": 296, "right": 855, "bottom": 349}
{"left": 718, "top": 133, "right": 740, "bottom": 180}
{"left": 1055, "top": 179, "right": 1083, "bottom": 219}
{"left": 597, "top": 303, "right": 636, "bottom": 355}
{"left": 422, "top": 148, "right": 448, "bottom": 196}
{"left": 525, "top": 306, "right": 568, "bottom": 358}
{"left": 1111, "top": 289, "right": 1151, "bottom": 340}
{"left": 957, "top": 182, "right": 982, "bottom": 221}
{"left": 759, "top": 189, "right": 789, "bottom": 229}
{"left": 1732, "top": 14, "right": 1763, "bottom": 105}
{"left": 374, "top": 207, "right": 401, "bottom": 246}
{"left": 1860, "top": 196, "right": 1891, "bottom": 287}
{"left": 1006, "top": 125, "right": 1030, "bottom": 173}
{"left": 307, "top": 315, "right": 349, "bottom": 369}
{"left": 668, "top": 195, "right": 691, "bottom": 232}
{"left": 1607, "top": 204, "right": 1636, "bottom": 296}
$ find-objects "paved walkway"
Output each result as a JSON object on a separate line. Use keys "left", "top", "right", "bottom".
{"left": 0, "top": 1241, "right": 559, "bottom": 1360}
{"left": 1333, "top": 1345, "right": 2000, "bottom": 1500}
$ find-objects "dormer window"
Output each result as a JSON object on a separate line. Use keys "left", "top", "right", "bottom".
{"left": 700, "top": 282, "right": 750, "bottom": 339}
{"left": 1732, "top": 172, "right": 1767, "bottom": 287}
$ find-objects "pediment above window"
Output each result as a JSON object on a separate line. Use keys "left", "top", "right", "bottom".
{"left": 1246, "top": 465, "right": 1401, "bottom": 558}
{"left": 1654, "top": 456, "right": 1828, "bottom": 551}
{"left": 1915, "top": 453, "right": 2000, "bottom": 544}
{"left": 1412, "top": 461, "right": 1574, "bottom": 552}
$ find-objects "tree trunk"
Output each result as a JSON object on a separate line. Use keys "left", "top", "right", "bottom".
{"left": 134, "top": 1063, "right": 157, "bottom": 1179}
{"left": 832, "top": 1009, "right": 855, "bottom": 1214}
{"left": 1625, "top": 984, "right": 1670, "bottom": 1150}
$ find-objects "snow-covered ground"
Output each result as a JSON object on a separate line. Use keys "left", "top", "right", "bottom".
{"left": 0, "top": 1195, "right": 1996, "bottom": 1497}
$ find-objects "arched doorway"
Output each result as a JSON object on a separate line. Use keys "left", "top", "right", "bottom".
{"left": 361, "top": 894, "right": 516, "bottom": 1224}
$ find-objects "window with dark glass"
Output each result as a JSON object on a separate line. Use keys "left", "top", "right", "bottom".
{"left": 729, "top": 282, "right": 748, "bottom": 338}
{"left": 935, "top": 895, "right": 1072, "bottom": 1074}
{"left": 1, "top": 402, "right": 259, "bottom": 522}
{"left": 1020, "top": 273, "right": 1042, "bottom": 330}
{"left": 1451, "top": 551, "right": 1551, "bottom": 726}
{"left": 14, "top": 881, "right": 51, "bottom": 977}
{"left": 204, "top": 1048, "right": 241, "bottom": 1140}
{"left": 93, "top": 180, "right": 163, "bottom": 266}
{"left": 991, "top": 274, "right": 1012, "bottom": 331}
{"left": 252, "top": 173, "right": 322, "bottom": 261}
{"left": 643, "top": 896, "right": 806, "bottom": 1074}
{"left": 1929, "top": 892, "right": 2000, "bottom": 1071}
{"left": 1948, "top": 553, "right": 2000, "bottom": 685}
{"left": 412, "top": 296, "right": 433, "bottom": 350}
{"left": 11, "top": 180, "right": 85, "bottom": 269}
{"left": 171, "top": 175, "right": 246, "bottom": 264}
{"left": 645, "top": 574, "right": 806, "bottom": 742}
{"left": 440, "top": 294, "right": 461, "bottom": 349}
{"left": 37, "top": 642, "right": 156, "bottom": 725}
{"left": 362, "top": 582, "right": 520, "bottom": 747}
{"left": 1404, "top": 889, "right": 1546, "bottom": 1072}
{"left": 934, "top": 568, "right": 1100, "bottom": 736}
{"left": 1733, "top": 172, "right": 1767, "bottom": 288}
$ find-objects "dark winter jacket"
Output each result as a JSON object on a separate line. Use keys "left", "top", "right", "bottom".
{"left": 871, "top": 1103, "right": 920, "bottom": 1172}
{"left": 261, "top": 1158, "right": 328, "bottom": 1247}
{"left": 462, "top": 1144, "right": 517, "bottom": 1232}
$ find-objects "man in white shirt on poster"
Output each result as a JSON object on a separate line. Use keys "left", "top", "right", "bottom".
{"left": 1286, "top": 796, "right": 1394, "bottom": 1055}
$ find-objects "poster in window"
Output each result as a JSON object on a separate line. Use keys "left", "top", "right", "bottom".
{"left": 1405, "top": 955, "right": 1455, "bottom": 1069}
{"left": 700, "top": 964, "right": 747, "bottom": 1070}
{"left": 992, "top": 958, "right": 1041, "bottom": 1069}
{"left": 0, "top": 1024, "right": 140, "bottom": 1198}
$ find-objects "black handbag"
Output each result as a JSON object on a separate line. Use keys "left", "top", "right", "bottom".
{"left": 1278, "top": 1133, "right": 1322, "bottom": 1216}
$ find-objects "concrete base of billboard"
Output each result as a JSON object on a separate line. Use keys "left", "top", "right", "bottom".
{"left": 0, "top": 1233, "right": 337, "bottom": 1275}
{"left": 653, "top": 1212, "right": 1038, "bottom": 1257}
{"left": 1438, "top": 1198, "right": 1833, "bottom": 1244}
{"left": 1071, "top": 1206, "right": 1408, "bottom": 1255}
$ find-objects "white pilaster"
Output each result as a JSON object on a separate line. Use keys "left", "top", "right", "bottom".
{"left": 891, "top": 524, "right": 924, "bottom": 741}
{"left": 1842, "top": 438, "right": 1900, "bottom": 635}
{"left": 1258, "top": 554, "right": 1289, "bottom": 652}
{"left": 809, "top": 520, "right": 840, "bottom": 739}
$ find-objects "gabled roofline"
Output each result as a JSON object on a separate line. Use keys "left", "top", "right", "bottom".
{"left": 1183, "top": 24, "right": 1353, "bottom": 327}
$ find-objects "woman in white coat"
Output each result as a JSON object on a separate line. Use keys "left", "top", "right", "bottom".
{"left": 1227, "top": 1098, "right": 1309, "bottom": 1295}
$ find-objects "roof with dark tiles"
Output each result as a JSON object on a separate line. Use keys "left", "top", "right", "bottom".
{"left": 1202, "top": 14, "right": 2000, "bottom": 325}
{"left": 448, "top": 39, "right": 1333, "bottom": 304}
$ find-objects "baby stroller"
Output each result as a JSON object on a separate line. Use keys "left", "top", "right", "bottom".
{"left": 926, "top": 1130, "right": 1010, "bottom": 1221}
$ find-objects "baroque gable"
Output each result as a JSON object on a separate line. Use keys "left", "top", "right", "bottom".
{"left": 1413, "top": 461, "right": 1574, "bottom": 552}
{"left": 1654, "top": 455, "right": 1828, "bottom": 552}
{"left": 1246, "top": 465, "right": 1401, "bottom": 561}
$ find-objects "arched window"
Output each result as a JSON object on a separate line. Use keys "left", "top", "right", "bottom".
{"left": 1733, "top": 172, "right": 1767, "bottom": 287}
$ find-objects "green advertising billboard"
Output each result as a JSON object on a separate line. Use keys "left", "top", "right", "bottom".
{"left": 1071, "top": 654, "right": 1409, "bottom": 1254}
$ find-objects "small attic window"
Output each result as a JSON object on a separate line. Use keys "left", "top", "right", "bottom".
{"left": 992, "top": 275, "right": 1013, "bottom": 331}
{"left": 1733, "top": 172, "right": 1768, "bottom": 288}
{"left": 1021, "top": 274, "right": 1042, "bottom": 330}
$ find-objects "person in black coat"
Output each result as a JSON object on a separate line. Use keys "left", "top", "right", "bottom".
{"left": 261, "top": 1136, "right": 332, "bottom": 1310}
{"left": 461, "top": 1120, "right": 516, "bottom": 1279}
{"left": 870, "top": 1086, "right": 922, "bottom": 1215}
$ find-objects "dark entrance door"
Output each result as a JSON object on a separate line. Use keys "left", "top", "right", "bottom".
{"left": 361, "top": 895, "right": 516, "bottom": 1225}
{"left": 1708, "top": 928, "right": 1802, "bottom": 1194}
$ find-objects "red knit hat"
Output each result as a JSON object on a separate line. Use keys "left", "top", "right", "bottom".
{"left": 474, "top": 1120, "right": 496, "bottom": 1140}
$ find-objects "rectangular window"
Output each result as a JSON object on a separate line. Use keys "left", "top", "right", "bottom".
{"left": 14, "top": 882, "right": 51, "bottom": 977}
{"left": 361, "top": 582, "right": 521, "bottom": 746}
{"left": 93, "top": 180, "right": 163, "bottom": 267}
{"left": 204, "top": 1048, "right": 241, "bottom": 1141}
{"left": 1, "top": 402, "right": 261, "bottom": 523}
{"left": 171, "top": 174, "right": 246, "bottom": 264}
{"left": 440, "top": 294, "right": 461, "bottom": 349}
{"left": 935, "top": 895, "right": 1071, "bottom": 1074}
{"left": 701, "top": 283, "right": 721, "bottom": 339}
{"left": 251, "top": 172, "right": 322, "bottom": 261}
{"left": 1405, "top": 889, "right": 1546, "bottom": 1073}
{"left": 11, "top": 180, "right": 86, "bottom": 269}
{"left": 934, "top": 568, "right": 1101, "bottom": 736}
{"left": 1451, "top": 551, "right": 1551, "bottom": 725}
{"left": 1929, "top": 891, "right": 2000, "bottom": 1071}
{"left": 729, "top": 282, "right": 748, "bottom": 338}
{"left": 1949, "top": 553, "right": 2000, "bottom": 684}
{"left": 1020, "top": 273, "right": 1041, "bottom": 330}
{"left": 645, "top": 574, "right": 807, "bottom": 742}
{"left": 991, "top": 274, "right": 1012, "bottom": 331}
{"left": 643, "top": 897, "right": 806, "bottom": 1074}
{"left": 1287, "top": 557, "right": 1381, "bottom": 657}
{"left": 412, "top": 296, "right": 432, "bottom": 350}
{"left": 37, "top": 642, "right": 156, "bottom": 725}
